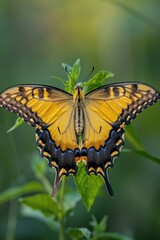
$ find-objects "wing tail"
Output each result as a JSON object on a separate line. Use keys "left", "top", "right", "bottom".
{"left": 98, "top": 168, "right": 114, "bottom": 196}
{"left": 51, "top": 174, "right": 61, "bottom": 197}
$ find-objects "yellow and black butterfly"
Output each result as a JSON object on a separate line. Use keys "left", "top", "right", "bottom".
{"left": 0, "top": 82, "right": 159, "bottom": 196}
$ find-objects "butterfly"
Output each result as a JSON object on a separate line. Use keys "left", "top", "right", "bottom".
{"left": 0, "top": 82, "right": 159, "bottom": 196}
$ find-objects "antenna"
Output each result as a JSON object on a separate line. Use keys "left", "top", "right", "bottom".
{"left": 64, "top": 66, "right": 70, "bottom": 76}
{"left": 81, "top": 66, "right": 95, "bottom": 84}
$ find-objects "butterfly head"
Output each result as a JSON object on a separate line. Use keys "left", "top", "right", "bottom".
{"left": 74, "top": 82, "right": 82, "bottom": 89}
{"left": 73, "top": 84, "right": 85, "bottom": 102}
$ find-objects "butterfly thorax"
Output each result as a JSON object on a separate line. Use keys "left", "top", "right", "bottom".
{"left": 73, "top": 86, "right": 85, "bottom": 138}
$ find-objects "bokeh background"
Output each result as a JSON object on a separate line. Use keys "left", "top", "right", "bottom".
{"left": 0, "top": 0, "right": 160, "bottom": 239}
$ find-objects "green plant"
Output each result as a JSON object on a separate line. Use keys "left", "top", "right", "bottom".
{"left": 0, "top": 59, "right": 159, "bottom": 240}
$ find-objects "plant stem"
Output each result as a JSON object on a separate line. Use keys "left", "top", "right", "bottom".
{"left": 59, "top": 217, "right": 65, "bottom": 240}
{"left": 40, "top": 176, "right": 52, "bottom": 194}
{"left": 59, "top": 177, "right": 66, "bottom": 206}
{"left": 6, "top": 200, "right": 18, "bottom": 240}
{"left": 126, "top": 126, "right": 143, "bottom": 151}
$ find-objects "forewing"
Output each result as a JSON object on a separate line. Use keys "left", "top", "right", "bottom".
{"left": 82, "top": 82, "right": 160, "bottom": 195}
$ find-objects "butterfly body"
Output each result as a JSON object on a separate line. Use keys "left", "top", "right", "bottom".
{"left": 0, "top": 82, "right": 159, "bottom": 196}
{"left": 73, "top": 86, "right": 85, "bottom": 137}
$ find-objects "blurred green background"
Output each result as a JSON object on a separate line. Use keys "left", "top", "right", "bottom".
{"left": 0, "top": 0, "right": 160, "bottom": 239}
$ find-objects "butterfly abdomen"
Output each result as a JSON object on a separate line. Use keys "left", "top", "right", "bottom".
{"left": 73, "top": 86, "right": 85, "bottom": 137}
{"left": 74, "top": 106, "right": 84, "bottom": 136}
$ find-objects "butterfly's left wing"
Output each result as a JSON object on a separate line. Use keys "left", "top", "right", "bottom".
{"left": 82, "top": 82, "right": 160, "bottom": 195}
{"left": 0, "top": 85, "right": 79, "bottom": 195}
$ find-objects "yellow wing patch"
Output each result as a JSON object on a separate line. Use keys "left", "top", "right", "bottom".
{"left": 0, "top": 85, "right": 78, "bottom": 149}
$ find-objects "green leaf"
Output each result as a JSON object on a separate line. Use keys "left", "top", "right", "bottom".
{"left": 123, "top": 148, "right": 160, "bottom": 165}
{"left": 98, "top": 232, "right": 135, "bottom": 240}
{"left": 7, "top": 117, "right": 24, "bottom": 133}
{"left": 63, "top": 191, "right": 81, "bottom": 216}
{"left": 82, "top": 70, "right": 114, "bottom": 94}
{"left": 71, "top": 58, "right": 81, "bottom": 79}
{"left": 30, "top": 153, "right": 52, "bottom": 194}
{"left": 74, "top": 162, "right": 103, "bottom": 211}
{"left": 21, "top": 205, "right": 59, "bottom": 231}
{"left": 67, "top": 227, "right": 91, "bottom": 239}
{"left": 20, "top": 193, "right": 60, "bottom": 218}
{"left": 62, "top": 62, "right": 73, "bottom": 76}
{"left": 0, "top": 181, "right": 44, "bottom": 205}
{"left": 125, "top": 125, "right": 160, "bottom": 164}
{"left": 62, "top": 58, "right": 81, "bottom": 93}
{"left": 90, "top": 215, "right": 108, "bottom": 235}
{"left": 126, "top": 125, "right": 143, "bottom": 150}
{"left": 31, "top": 153, "right": 48, "bottom": 178}
{"left": 50, "top": 75, "right": 67, "bottom": 87}
{"left": 134, "top": 149, "right": 160, "bottom": 164}
{"left": 89, "top": 216, "right": 134, "bottom": 240}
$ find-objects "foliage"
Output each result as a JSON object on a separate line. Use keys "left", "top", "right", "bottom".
{"left": 74, "top": 162, "right": 104, "bottom": 211}
{"left": 0, "top": 153, "right": 134, "bottom": 240}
